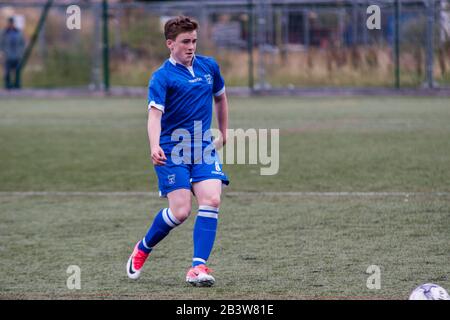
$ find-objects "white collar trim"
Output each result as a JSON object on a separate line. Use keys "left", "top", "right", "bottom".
{"left": 169, "top": 55, "right": 195, "bottom": 77}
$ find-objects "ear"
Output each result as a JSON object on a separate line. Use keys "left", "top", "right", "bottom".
{"left": 166, "top": 39, "right": 174, "bottom": 51}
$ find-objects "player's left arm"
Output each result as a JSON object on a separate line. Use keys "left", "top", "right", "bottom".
{"left": 211, "top": 58, "right": 228, "bottom": 150}
{"left": 213, "top": 92, "right": 228, "bottom": 150}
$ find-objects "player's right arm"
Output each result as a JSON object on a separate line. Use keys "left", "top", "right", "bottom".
{"left": 147, "top": 70, "right": 168, "bottom": 166}
{"left": 148, "top": 108, "right": 167, "bottom": 166}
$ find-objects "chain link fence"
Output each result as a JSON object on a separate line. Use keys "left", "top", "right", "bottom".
{"left": 1, "top": 0, "right": 449, "bottom": 89}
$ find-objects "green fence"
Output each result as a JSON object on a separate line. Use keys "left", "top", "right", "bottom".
{"left": 1, "top": 0, "right": 449, "bottom": 90}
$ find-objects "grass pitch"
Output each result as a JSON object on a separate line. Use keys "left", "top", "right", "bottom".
{"left": 0, "top": 96, "right": 449, "bottom": 299}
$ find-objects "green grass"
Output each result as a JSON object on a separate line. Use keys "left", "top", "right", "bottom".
{"left": 1, "top": 97, "right": 450, "bottom": 192}
{"left": 0, "top": 96, "right": 449, "bottom": 299}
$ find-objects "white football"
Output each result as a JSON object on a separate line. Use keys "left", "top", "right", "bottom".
{"left": 409, "top": 283, "right": 450, "bottom": 300}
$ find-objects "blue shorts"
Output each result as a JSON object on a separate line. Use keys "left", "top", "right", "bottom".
{"left": 154, "top": 149, "right": 229, "bottom": 197}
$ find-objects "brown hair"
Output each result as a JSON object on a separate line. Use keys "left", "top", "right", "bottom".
{"left": 164, "top": 16, "right": 198, "bottom": 40}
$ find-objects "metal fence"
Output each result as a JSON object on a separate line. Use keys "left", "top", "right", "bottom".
{"left": 1, "top": 0, "right": 449, "bottom": 90}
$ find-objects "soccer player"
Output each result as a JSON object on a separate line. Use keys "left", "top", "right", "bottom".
{"left": 126, "top": 16, "right": 229, "bottom": 287}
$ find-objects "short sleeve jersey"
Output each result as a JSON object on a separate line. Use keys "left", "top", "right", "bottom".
{"left": 147, "top": 55, "right": 225, "bottom": 149}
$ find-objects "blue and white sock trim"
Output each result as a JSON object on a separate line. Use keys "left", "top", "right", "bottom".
{"left": 162, "top": 208, "right": 181, "bottom": 228}
{"left": 141, "top": 237, "right": 151, "bottom": 250}
{"left": 198, "top": 205, "right": 219, "bottom": 219}
{"left": 193, "top": 257, "right": 207, "bottom": 265}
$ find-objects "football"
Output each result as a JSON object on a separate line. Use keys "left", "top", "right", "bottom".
{"left": 409, "top": 283, "right": 450, "bottom": 300}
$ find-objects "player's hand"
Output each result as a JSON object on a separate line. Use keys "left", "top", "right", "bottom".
{"left": 151, "top": 146, "right": 167, "bottom": 166}
{"left": 213, "top": 134, "right": 227, "bottom": 150}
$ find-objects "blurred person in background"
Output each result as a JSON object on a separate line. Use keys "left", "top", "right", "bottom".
{"left": 1, "top": 17, "right": 25, "bottom": 89}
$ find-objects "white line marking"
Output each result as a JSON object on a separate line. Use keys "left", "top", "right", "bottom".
{"left": 0, "top": 191, "right": 449, "bottom": 197}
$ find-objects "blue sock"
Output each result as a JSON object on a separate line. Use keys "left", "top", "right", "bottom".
{"left": 192, "top": 205, "right": 219, "bottom": 267}
{"left": 138, "top": 208, "right": 181, "bottom": 254}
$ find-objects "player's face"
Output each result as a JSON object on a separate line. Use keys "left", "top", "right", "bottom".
{"left": 167, "top": 31, "right": 197, "bottom": 67}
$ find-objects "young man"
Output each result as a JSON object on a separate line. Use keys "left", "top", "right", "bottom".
{"left": 126, "top": 16, "right": 229, "bottom": 287}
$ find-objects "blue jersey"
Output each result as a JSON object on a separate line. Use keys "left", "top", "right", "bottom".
{"left": 147, "top": 55, "right": 225, "bottom": 150}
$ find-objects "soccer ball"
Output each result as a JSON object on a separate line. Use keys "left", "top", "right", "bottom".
{"left": 409, "top": 283, "right": 450, "bottom": 300}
